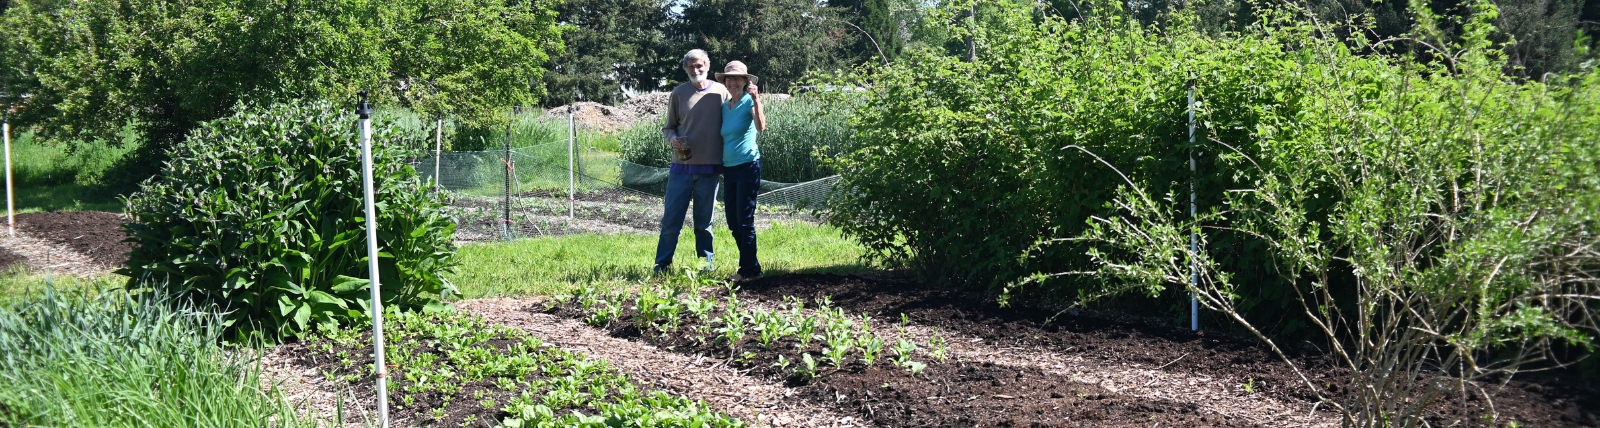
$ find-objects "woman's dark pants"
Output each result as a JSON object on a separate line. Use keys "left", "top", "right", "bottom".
{"left": 723, "top": 160, "right": 763, "bottom": 277}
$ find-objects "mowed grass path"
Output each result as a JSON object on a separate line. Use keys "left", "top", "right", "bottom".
{"left": 451, "top": 221, "right": 868, "bottom": 298}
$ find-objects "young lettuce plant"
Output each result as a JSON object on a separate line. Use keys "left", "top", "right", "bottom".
{"left": 822, "top": 313, "right": 855, "bottom": 368}
{"left": 715, "top": 304, "right": 748, "bottom": 352}
{"left": 795, "top": 314, "right": 819, "bottom": 351}
{"left": 889, "top": 340, "right": 928, "bottom": 372}
{"left": 797, "top": 353, "right": 819, "bottom": 381}
{"left": 859, "top": 335, "right": 885, "bottom": 367}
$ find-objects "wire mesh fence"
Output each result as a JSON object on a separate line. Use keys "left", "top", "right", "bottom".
{"left": 412, "top": 126, "right": 836, "bottom": 243}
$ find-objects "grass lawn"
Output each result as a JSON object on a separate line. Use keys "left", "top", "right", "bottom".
{"left": 450, "top": 221, "right": 870, "bottom": 299}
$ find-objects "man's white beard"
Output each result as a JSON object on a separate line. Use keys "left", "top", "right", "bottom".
{"left": 688, "top": 71, "right": 708, "bottom": 85}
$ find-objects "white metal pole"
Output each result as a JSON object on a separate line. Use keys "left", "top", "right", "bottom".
{"left": 567, "top": 106, "right": 575, "bottom": 220}
{"left": 434, "top": 116, "right": 442, "bottom": 192}
{"left": 1188, "top": 84, "right": 1199, "bottom": 332}
{"left": 3, "top": 117, "right": 12, "bottom": 238}
{"left": 356, "top": 92, "right": 390, "bottom": 426}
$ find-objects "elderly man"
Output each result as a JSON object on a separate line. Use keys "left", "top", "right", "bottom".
{"left": 655, "top": 49, "right": 732, "bottom": 273}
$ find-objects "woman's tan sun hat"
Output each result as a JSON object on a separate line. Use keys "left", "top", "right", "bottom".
{"left": 715, "top": 61, "right": 759, "bottom": 85}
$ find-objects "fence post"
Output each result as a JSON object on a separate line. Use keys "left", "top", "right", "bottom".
{"left": 568, "top": 105, "right": 576, "bottom": 220}
{"left": 3, "top": 114, "right": 12, "bottom": 238}
{"left": 355, "top": 92, "right": 391, "bottom": 427}
{"left": 1188, "top": 81, "right": 1199, "bottom": 332}
{"left": 503, "top": 108, "right": 514, "bottom": 241}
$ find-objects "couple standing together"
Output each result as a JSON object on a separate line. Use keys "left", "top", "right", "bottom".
{"left": 654, "top": 49, "right": 766, "bottom": 282}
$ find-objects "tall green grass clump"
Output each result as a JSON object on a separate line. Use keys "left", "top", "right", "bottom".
{"left": 619, "top": 95, "right": 858, "bottom": 183}
{"left": 121, "top": 100, "right": 458, "bottom": 340}
{"left": 451, "top": 110, "right": 565, "bottom": 151}
{"left": 0, "top": 286, "right": 311, "bottom": 426}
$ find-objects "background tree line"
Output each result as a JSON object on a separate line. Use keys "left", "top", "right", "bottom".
{"left": 0, "top": 0, "right": 1595, "bottom": 185}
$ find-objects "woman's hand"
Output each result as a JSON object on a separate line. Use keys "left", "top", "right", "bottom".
{"left": 747, "top": 83, "right": 760, "bottom": 99}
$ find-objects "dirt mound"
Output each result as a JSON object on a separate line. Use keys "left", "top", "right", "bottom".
{"left": 16, "top": 211, "right": 131, "bottom": 267}
{"left": 618, "top": 92, "right": 672, "bottom": 119}
{"left": 546, "top": 92, "right": 795, "bottom": 133}
{"left": 542, "top": 102, "right": 638, "bottom": 133}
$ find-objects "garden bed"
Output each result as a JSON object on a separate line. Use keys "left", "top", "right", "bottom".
{"left": 290, "top": 308, "right": 746, "bottom": 427}
{"left": 733, "top": 275, "right": 1600, "bottom": 427}
{"left": 528, "top": 273, "right": 1600, "bottom": 427}
{"left": 15, "top": 211, "right": 129, "bottom": 266}
{"left": 541, "top": 274, "right": 1285, "bottom": 427}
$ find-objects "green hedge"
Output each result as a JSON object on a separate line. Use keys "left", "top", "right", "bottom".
{"left": 828, "top": 3, "right": 1600, "bottom": 336}
{"left": 121, "top": 101, "right": 458, "bottom": 339}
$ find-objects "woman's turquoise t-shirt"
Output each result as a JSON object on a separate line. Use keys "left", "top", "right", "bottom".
{"left": 720, "top": 94, "right": 760, "bottom": 167}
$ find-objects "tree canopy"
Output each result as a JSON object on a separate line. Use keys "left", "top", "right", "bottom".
{"left": 0, "top": 0, "right": 562, "bottom": 165}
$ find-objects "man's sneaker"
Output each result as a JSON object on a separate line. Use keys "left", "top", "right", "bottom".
{"left": 702, "top": 255, "right": 715, "bottom": 271}
{"left": 653, "top": 264, "right": 670, "bottom": 275}
{"left": 728, "top": 273, "right": 762, "bottom": 283}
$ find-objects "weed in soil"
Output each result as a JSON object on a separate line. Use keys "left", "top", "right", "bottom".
{"left": 302, "top": 308, "right": 744, "bottom": 427}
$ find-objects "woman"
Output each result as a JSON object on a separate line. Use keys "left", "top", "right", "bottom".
{"left": 715, "top": 61, "right": 766, "bottom": 282}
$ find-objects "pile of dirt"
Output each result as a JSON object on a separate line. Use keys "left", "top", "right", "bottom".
{"left": 542, "top": 102, "right": 638, "bottom": 133}
{"left": 16, "top": 211, "right": 131, "bottom": 267}
{"left": 618, "top": 92, "right": 673, "bottom": 120}
{"left": 546, "top": 92, "right": 795, "bottom": 132}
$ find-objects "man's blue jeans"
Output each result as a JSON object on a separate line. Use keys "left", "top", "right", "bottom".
{"left": 723, "top": 160, "right": 762, "bottom": 277}
{"left": 655, "top": 172, "right": 720, "bottom": 269}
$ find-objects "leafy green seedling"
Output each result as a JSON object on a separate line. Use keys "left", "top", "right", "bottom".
{"left": 860, "top": 336, "right": 885, "bottom": 367}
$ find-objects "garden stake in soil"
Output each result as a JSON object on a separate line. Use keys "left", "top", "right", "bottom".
{"left": 1188, "top": 80, "right": 1198, "bottom": 332}
{"left": 568, "top": 104, "right": 576, "bottom": 220}
{"left": 503, "top": 107, "right": 514, "bottom": 241}
{"left": 357, "top": 92, "right": 392, "bottom": 427}
{"left": 2, "top": 113, "right": 11, "bottom": 238}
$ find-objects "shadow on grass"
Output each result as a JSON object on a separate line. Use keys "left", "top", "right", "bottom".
{"left": 14, "top": 183, "right": 123, "bottom": 213}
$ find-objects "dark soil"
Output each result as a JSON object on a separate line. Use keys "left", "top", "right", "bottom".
{"left": 0, "top": 246, "right": 24, "bottom": 271}
{"left": 548, "top": 296, "right": 1251, "bottom": 426}
{"left": 15, "top": 211, "right": 131, "bottom": 266}
{"left": 735, "top": 274, "right": 1600, "bottom": 428}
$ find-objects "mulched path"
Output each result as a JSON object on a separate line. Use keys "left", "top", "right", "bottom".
{"left": 15, "top": 211, "right": 130, "bottom": 267}
{"left": 735, "top": 274, "right": 1600, "bottom": 428}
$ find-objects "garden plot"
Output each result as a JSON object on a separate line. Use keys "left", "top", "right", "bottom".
{"left": 527, "top": 275, "right": 1259, "bottom": 426}
{"left": 0, "top": 211, "right": 127, "bottom": 277}
{"left": 507, "top": 273, "right": 1600, "bottom": 428}
{"left": 288, "top": 307, "right": 746, "bottom": 427}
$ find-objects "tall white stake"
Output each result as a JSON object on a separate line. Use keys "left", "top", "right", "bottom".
{"left": 567, "top": 106, "right": 575, "bottom": 220}
{"left": 357, "top": 92, "right": 390, "bottom": 426}
{"left": 3, "top": 117, "right": 12, "bottom": 238}
{"left": 434, "top": 116, "right": 442, "bottom": 192}
{"left": 1188, "top": 84, "right": 1199, "bottom": 332}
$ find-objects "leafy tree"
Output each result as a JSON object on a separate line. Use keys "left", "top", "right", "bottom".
{"left": 0, "top": 0, "right": 561, "bottom": 185}
{"left": 542, "top": 0, "right": 677, "bottom": 106}
{"left": 675, "top": 0, "right": 852, "bottom": 93}
{"left": 835, "top": 0, "right": 906, "bottom": 64}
